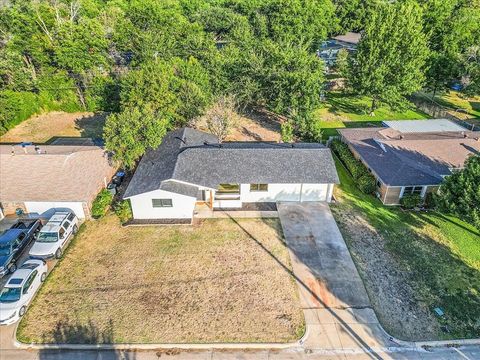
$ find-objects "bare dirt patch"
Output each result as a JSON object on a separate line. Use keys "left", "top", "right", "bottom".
{"left": 226, "top": 108, "right": 282, "bottom": 142}
{"left": 0, "top": 111, "right": 106, "bottom": 144}
{"left": 18, "top": 215, "right": 304, "bottom": 344}
{"left": 330, "top": 205, "right": 442, "bottom": 340}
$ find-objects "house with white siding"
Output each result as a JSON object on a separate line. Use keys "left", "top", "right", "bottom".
{"left": 123, "top": 128, "right": 339, "bottom": 222}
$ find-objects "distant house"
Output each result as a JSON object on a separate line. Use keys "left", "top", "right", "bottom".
{"left": 0, "top": 139, "right": 116, "bottom": 218}
{"left": 317, "top": 32, "right": 361, "bottom": 68}
{"left": 338, "top": 119, "right": 480, "bottom": 205}
{"left": 123, "top": 128, "right": 339, "bottom": 222}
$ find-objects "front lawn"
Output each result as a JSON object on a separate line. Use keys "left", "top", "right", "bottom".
{"left": 18, "top": 215, "right": 304, "bottom": 344}
{"left": 331, "top": 157, "right": 480, "bottom": 340}
{"left": 315, "top": 92, "right": 430, "bottom": 139}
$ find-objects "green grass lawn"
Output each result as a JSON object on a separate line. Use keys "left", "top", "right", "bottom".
{"left": 332, "top": 157, "right": 480, "bottom": 339}
{"left": 315, "top": 92, "right": 430, "bottom": 139}
{"left": 418, "top": 90, "right": 480, "bottom": 119}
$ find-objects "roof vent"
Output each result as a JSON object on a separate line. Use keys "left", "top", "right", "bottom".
{"left": 374, "top": 139, "right": 387, "bottom": 152}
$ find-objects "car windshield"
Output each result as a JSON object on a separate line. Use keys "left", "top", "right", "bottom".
{"left": 0, "top": 243, "right": 11, "bottom": 256}
{"left": 0, "top": 287, "right": 21, "bottom": 303}
{"left": 37, "top": 232, "right": 58, "bottom": 243}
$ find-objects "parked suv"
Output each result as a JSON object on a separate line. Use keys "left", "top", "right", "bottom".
{"left": 0, "top": 219, "right": 42, "bottom": 277}
{"left": 29, "top": 212, "right": 79, "bottom": 260}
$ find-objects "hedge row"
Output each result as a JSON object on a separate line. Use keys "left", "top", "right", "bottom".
{"left": 331, "top": 139, "right": 376, "bottom": 194}
{"left": 0, "top": 73, "right": 118, "bottom": 135}
{"left": 0, "top": 90, "right": 82, "bottom": 135}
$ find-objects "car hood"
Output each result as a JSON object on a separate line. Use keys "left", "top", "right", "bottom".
{"left": 29, "top": 241, "right": 57, "bottom": 256}
{"left": 0, "top": 255, "right": 10, "bottom": 269}
{"left": 0, "top": 301, "right": 19, "bottom": 315}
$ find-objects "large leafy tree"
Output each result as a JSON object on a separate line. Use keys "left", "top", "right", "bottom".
{"left": 436, "top": 155, "right": 480, "bottom": 230}
{"left": 104, "top": 107, "right": 169, "bottom": 170}
{"left": 119, "top": 57, "right": 212, "bottom": 126}
{"left": 420, "top": 0, "right": 480, "bottom": 96}
{"left": 333, "top": 0, "right": 375, "bottom": 33}
{"left": 348, "top": 0, "right": 429, "bottom": 113}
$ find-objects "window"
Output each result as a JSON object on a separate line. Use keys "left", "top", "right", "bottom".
{"left": 22, "top": 270, "right": 37, "bottom": 294}
{"left": 402, "top": 186, "right": 424, "bottom": 196}
{"left": 152, "top": 199, "right": 173, "bottom": 208}
{"left": 250, "top": 184, "right": 268, "bottom": 192}
{"left": 67, "top": 213, "right": 75, "bottom": 222}
{"left": 217, "top": 184, "right": 240, "bottom": 194}
{"left": 59, "top": 227, "right": 66, "bottom": 239}
{"left": 62, "top": 221, "right": 70, "bottom": 230}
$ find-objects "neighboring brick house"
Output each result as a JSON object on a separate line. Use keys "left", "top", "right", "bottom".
{"left": 0, "top": 139, "right": 116, "bottom": 218}
{"left": 338, "top": 120, "right": 480, "bottom": 205}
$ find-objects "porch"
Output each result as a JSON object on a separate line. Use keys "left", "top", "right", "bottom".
{"left": 194, "top": 202, "right": 278, "bottom": 219}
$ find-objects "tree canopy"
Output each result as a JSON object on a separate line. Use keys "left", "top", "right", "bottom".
{"left": 436, "top": 155, "right": 480, "bottom": 230}
{"left": 1, "top": 0, "right": 479, "bottom": 166}
{"left": 348, "top": 0, "right": 429, "bottom": 112}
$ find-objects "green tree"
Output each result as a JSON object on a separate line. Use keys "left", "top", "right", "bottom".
{"left": 334, "top": 0, "right": 375, "bottom": 33}
{"left": 436, "top": 155, "right": 480, "bottom": 230}
{"left": 420, "top": 0, "right": 480, "bottom": 95}
{"left": 120, "top": 58, "right": 212, "bottom": 125}
{"left": 459, "top": 46, "right": 480, "bottom": 96}
{"left": 104, "top": 107, "right": 169, "bottom": 169}
{"left": 348, "top": 0, "right": 429, "bottom": 113}
{"left": 262, "top": 0, "right": 336, "bottom": 48}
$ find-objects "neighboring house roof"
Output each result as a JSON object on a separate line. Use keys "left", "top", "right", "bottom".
{"left": 382, "top": 119, "right": 467, "bottom": 133}
{"left": 0, "top": 141, "right": 115, "bottom": 203}
{"left": 338, "top": 126, "right": 480, "bottom": 187}
{"left": 124, "top": 128, "right": 340, "bottom": 198}
{"left": 332, "top": 32, "right": 361, "bottom": 45}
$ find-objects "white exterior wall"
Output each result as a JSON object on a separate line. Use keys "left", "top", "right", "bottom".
{"left": 239, "top": 183, "right": 331, "bottom": 203}
{"left": 128, "top": 189, "right": 196, "bottom": 219}
{"left": 25, "top": 201, "right": 86, "bottom": 219}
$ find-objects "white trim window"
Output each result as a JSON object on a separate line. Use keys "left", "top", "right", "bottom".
{"left": 400, "top": 186, "right": 425, "bottom": 198}
{"left": 250, "top": 184, "right": 268, "bottom": 192}
{"left": 152, "top": 199, "right": 173, "bottom": 208}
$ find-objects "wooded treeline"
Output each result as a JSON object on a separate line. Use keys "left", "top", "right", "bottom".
{"left": 1, "top": 0, "right": 479, "bottom": 164}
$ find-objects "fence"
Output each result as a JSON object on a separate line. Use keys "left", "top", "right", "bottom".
{"left": 410, "top": 93, "right": 479, "bottom": 131}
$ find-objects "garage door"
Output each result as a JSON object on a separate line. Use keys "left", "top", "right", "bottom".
{"left": 24, "top": 201, "right": 86, "bottom": 219}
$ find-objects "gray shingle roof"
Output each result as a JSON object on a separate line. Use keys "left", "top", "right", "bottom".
{"left": 124, "top": 128, "right": 339, "bottom": 198}
{"left": 338, "top": 127, "right": 480, "bottom": 186}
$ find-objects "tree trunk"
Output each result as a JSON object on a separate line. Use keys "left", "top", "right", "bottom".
{"left": 74, "top": 77, "right": 87, "bottom": 110}
{"left": 432, "top": 83, "right": 438, "bottom": 99}
{"left": 370, "top": 98, "right": 377, "bottom": 116}
{"left": 23, "top": 55, "right": 37, "bottom": 81}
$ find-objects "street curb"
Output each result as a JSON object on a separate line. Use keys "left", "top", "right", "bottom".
{"left": 12, "top": 320, "right": 309, "bottom": 351}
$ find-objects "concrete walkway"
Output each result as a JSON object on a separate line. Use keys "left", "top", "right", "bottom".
{"left": 277, "top": 202, "right": 399, "bottom": 355}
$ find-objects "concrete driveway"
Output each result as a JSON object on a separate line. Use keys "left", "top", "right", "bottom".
{"left": 277, "top": 202, "right": 397, "bottom": 354}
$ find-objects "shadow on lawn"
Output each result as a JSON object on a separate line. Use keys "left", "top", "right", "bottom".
{"left": 228, "top": 215, "right": 386, "bottom": 359}
{"left": 39, "top": 319, "right": 138, "bottom": 360}
{"left": 333, "top": 160, "right": 480, "bottom": 339}
{"left": 326, "top": 93, "right": 369, "bottom": 115}
{"left": 421, "top": 212, "right": 480, "bottom": 238}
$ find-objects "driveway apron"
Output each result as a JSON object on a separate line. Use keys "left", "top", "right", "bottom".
{"left": 277, "top": 202, "right": 398, "bottom": 354}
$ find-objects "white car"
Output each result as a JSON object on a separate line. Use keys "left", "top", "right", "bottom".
{"left": 0, "top": 259, "right": 48, "bottom": 325}
{"left": 29, "top": 211, "right": 79, "bottom": 260}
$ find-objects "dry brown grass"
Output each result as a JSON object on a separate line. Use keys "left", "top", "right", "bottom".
{"left": 0, "top": 112, "right": 106, "bottom": 144}
{"left": 18, "top": 215, "right": 303, "bottom": 344}
{"left": 225, "top": 109, "right": 281, "bottom": 142}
